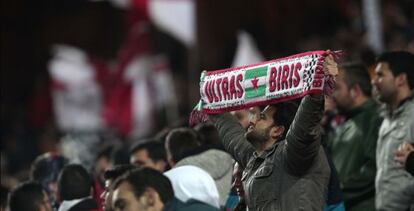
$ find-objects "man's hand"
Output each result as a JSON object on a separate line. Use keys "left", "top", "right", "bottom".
{"left": 395, "top": 142, "right": 414, "bottom": 168}
{"left": 323, "top": 50, "right": 338, "bottom": 77}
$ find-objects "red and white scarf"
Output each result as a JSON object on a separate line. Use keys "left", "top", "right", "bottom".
{"left": 190, "top": 50, "right": 340, "bottom": 125}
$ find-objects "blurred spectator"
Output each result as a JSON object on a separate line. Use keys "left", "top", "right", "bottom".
{"left": 164, "top": 165, "right": 220, "bottom": 208}
{"left": 44, "top": 0, "right": 125, "bottom": 171}
{"left": 193, "top": 122, "right": 221, "bottom": 147}
{"left": 129, "top": 139, "right": 167, "bottom": 172}
{"left": 165, "top": 128, "right": 201, "bottom": 166}
{"left": 101, "top": 164, "right": 137, "bottom": 211}
{"left": 93, "top": 145, "right": 115, "bottom": 211}
{"left": 103, "top": 9, "right": 179, "bottom": 140}
{"left": 165, "top": 127, "right": 233, "bottom": 207}
{"left": 394, "top": 142, "right": 414, "bottom": 176}
{"left": 111, "top": 167, "right": 219, "bottom": 211}
{"left": 8, "top": 181, "right": 52, "bottom": 211}
{"left": 328, "top": 63, "right": 382, "bottom": 211}
{"left": 57, "top": 164, "right": 98, "bottom": 211}
{"left": 94, "top": 145, "right": 116, "bottom": 186}
{"left": 372, "top": 51, "right": 414, "bottom": 211}
{"left": 30, "top": 152, "right": 68, "bottom": 209}
{"left": 320, "top": 97, "right": 345, "bottom": 211}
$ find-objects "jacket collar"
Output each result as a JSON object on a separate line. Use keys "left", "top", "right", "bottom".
{"left": 253, "top": 141, "right": 281, "bottom": 159}
{"left": 380, "top": 92, "right": 413, "bottom": 118}
{"left": 344, "top": 99, "right": 377, "bottom": 119}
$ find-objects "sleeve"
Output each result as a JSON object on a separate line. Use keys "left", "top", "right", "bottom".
{"left": 209, "top": 113, "right": 255, "bottom": 169}
{"left": 284, "top": 94, "right": 324, "bottom": 176}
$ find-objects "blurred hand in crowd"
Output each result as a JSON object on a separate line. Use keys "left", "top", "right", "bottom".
{"left": 394, "top": 142, "right": 414, "bottom": 167}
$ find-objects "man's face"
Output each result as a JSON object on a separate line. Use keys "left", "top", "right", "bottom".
{"left": 332, "top": 70, "right": 353, "bottom": 113}
{"left": 245, "top": 106, "right": 276, "bottom": 146}
{"left": 101, "top": 179, "right": 113, "bottom": 211}
{"left": 112, "top": 182, "right": 146, "bottom": 211}
{"left": 95, "top": 156, "right": 112, "bottom": 182}
{"left": 372, "top": 62, "right": 398, "bottom": 104}
{"left": 130, "top": 150, "right": 159, "bottom": 170}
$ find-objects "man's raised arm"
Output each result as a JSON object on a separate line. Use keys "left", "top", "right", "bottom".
{"left": 209, "top": 113, "right": 255, "bottom": 168}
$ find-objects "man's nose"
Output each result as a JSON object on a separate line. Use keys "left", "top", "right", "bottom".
{"left": 249, "top": 113, "right": 258, "bottom": 125}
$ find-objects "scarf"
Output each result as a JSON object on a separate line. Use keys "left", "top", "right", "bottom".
{"left": 190, "top": 50, "right": 341, "bottom": 125}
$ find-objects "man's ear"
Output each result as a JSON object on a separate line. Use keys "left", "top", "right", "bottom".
{"left": 166, "top": 153, "right": 175, "bottom": 167}
{"left": 270, "top": 125, "right": 285, "bottom": 140}
{"left": 141, "top": 187, "right": 160, "bottom": 208}
{"left": 155, "top": 160, "right": 167, "bottom": 172}
{"left": 395, "top": 73, "right": 407, "bottom": 87}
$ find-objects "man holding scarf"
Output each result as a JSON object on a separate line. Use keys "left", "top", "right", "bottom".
{"left": 208, "top": 53, "right": 337, "bottom": 210}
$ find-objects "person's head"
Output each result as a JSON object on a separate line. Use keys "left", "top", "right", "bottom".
{"left": 111, "top": 167, "right": 174, "bottom": 211}
{"left": 129, "top": 140, "right": 167, "bottom": 172}
{"left": 245, "top": 101, "right": 299, "bottom": 150}
{"left": 30, "top": 153, "right": 68, "bottom": 206}
{"left": 165, "top": 128, "right": 200, "bottom": 166}
{"left": 332, "top": 63, "right": 372, "bottom": 113}
{"left": 95, "top": 144, "right": 115, "bottom": 183}
{"left": 193, "top": 122, "right": 221, "bottom": 146}
{"left": 57, "top": 164, "right": 93, "bottom": 201}
{"left": 102, "top": 164, "right": 137, "bottom": 211}
{"left": 8, "top": 182, "right": 52, "bottom": 211}
{"left": 372, "top": 51, "right": 414, "bottom": 106}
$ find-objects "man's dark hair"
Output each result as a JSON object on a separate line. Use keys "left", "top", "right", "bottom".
{"left": 112, "top": 167, "right": 174, "bottom": 204}
{"left": 194, "top": 122, "right": 221, "bottom": 146}
{"left": 104, "top": 164, "right": 137, "bottom": 181}
{"left": 129, "top": 139, "right": 166, "bottom": 162}
{"left": 97, "top": 144, "right": 115, "bottom": 161}
{"left": 271, "top": 100, "right": 300, "bottom": 140}
{"left": 58, "top": 164, "right": 92, "bottom": 200}
{"left": 8, "top": 182, "right": 45, "bottom": 211}
{"left": 339, "top": 63, "right": 372, "bottom": 97}
{"left": 377, "top": 51, "right": 414, "bottom": 88}
{"left": 111, "top": 144, "right": 130, "bottom": 165}
{"left": 165, "top": 127, "right": 200, "bottom": 163}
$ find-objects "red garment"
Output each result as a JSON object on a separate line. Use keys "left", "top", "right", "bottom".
{"left": 92, "top": 179, "right": 104, "bottom": 211}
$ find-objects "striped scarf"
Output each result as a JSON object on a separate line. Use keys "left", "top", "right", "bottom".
{"left": 190, "top": 50, "right": 341, "bottom": 125}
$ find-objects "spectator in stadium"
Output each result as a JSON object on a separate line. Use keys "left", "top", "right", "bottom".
{"left": 111, "top": 167, "right": 219, "bottom": 211}
{"left": 101, "top": 164, "right": 137, "bottom": 211}
{"left": 57, "top": 164, "right": 98, "bottom": 211}
{"left": 30, "top": 152, "right": 68, "bottom": 209}
{"left": 372, "top": 51, "right": 414, "bottom": 211}
{"left": 8, "top": 181, "right": 52, "bottom": 211}
{"left": 165, "top": 127, "right": 233, "bottom": 207}
{"left": 328, "top": 63, "right": 382, "bottom": 211}
{"left": 129, "top": 140, "right": 167, "bottom": 172}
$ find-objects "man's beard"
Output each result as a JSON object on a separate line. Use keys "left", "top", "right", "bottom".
{"left": 245, "top": 126, "right": 271, "bottom": 149}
